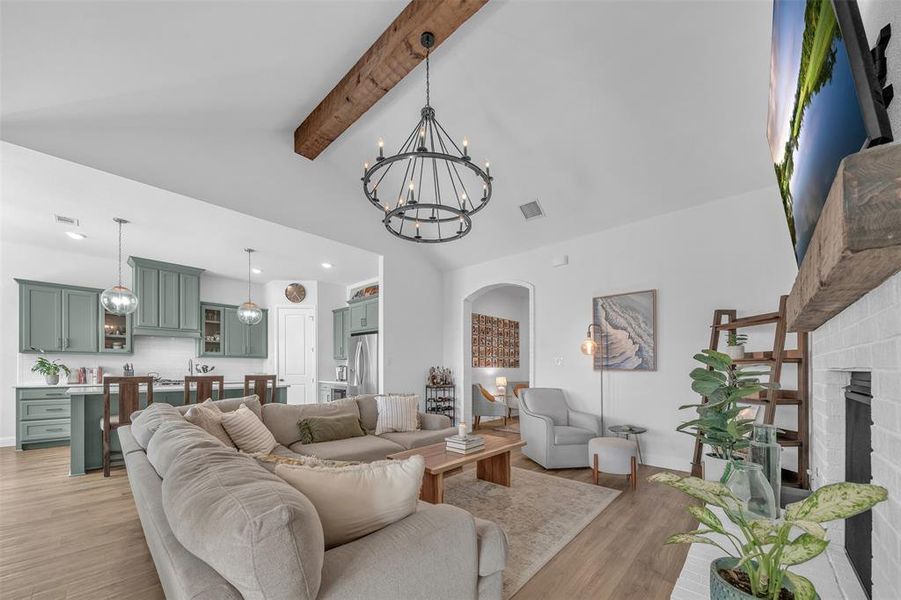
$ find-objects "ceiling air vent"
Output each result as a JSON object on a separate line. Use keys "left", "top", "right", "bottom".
{"left": 519, "top": 200, "right": 545, "bottom": 221}
{"left": 54, "top": 215, "right": 79, "bottom": 226}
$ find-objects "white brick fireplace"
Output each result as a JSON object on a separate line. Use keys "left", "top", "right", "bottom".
{"left": 809, "top": 271, "right": 901, "bottom": 599}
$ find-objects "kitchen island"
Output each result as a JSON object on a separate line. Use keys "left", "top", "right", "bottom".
{"left": 68, "top": 382, "right": 288, "bottom": 476}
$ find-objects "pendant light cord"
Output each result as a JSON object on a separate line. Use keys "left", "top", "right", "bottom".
{"left": 117, "top": 219, "right": 123, "bottom": 287}
{"left": 246, "top": 249, "right": 253, "bottom": 302}
{"left": 425, "top": 47, "right": 430, "bottom": 108}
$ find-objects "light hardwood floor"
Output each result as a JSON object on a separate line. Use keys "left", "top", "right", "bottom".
{"left": 0, "top": 427, "right": 695, "bottom": 600}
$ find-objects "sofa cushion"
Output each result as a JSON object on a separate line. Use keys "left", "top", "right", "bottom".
{"left": 262, "top": 399, "right": 360, "bottom": 447}
{"left": 289, "top": 435, "right": 404, "bottom": 463}
{"left": 379, "top": 427, "right": 458, "bottom": 450}
{"left": 176, "top": 395, "right": 261, "bottom": 419}
{"left": 130, "top": 402, "right": 186, "bottom": 449}
{"left": 374, "top": 394, "right": 419, "bottom": 435}
{"left": 221, "top": 405, "right": 278, "bottom": 454}
{"left": 274, "top": 455, "right": 424, "bottom": 548}
{"left": 147, "top": 420, "right": 234, "bottom": 478}
{"left": 185, "top": 399, "right": 236, "bottom": 448}
{"left": 353, "top": 394, "right": 380, "bottom": 432}
{"left": 298, "top": 413, "right": 366, "bottom": 444}
{"left": 163, "top": 445, "right": 324, "bottom": 600}
{"left": 553, "top": 425, "right": 596, "bottom": 446}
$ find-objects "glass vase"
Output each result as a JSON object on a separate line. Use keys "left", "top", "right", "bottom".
{"left": 724, "top": 461, "right": 778, "bottom": 520}
{"left": 750, "top": 424, "right": 782, "bottom": 514}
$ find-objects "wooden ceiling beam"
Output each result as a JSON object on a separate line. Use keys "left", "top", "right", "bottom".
{"left": 293, "top": 0, "right": 489, "bottom": 160}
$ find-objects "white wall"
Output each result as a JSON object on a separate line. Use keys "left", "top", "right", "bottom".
{"left": 317, "top": 281, "right": 348, "bottom": 381}
{"left": 0, "top": 239, "right": 268, "bottom": 445}
{"left": 469, "top": 286, "right": 530, "bottom": 401}
{"left": 380, "top": 252, "right": 444, "bottom": 402}
{"left": 442, "top": 187, "right": 799, "bottom": 470}
{"left": 858, "top": 0, "right": 901, "bottom": 136}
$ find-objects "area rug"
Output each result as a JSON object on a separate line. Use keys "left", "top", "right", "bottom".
{"left": 443, "top": 467, "right": 619, "bottom": 599}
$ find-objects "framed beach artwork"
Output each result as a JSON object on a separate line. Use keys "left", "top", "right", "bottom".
{"left": 591, "top": 289, "right": 657, "bottom": 371}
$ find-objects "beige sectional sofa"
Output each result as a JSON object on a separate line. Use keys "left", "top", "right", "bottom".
{"left": 122, "top": 395, "right": 507, "bottom": 600}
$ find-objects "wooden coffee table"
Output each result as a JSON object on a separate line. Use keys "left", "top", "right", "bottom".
{"left": 387, "top": 434, "right": 526, "bottom": 504}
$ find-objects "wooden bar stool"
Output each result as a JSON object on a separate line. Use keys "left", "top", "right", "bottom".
{"left": 102, "top": 376, "right": 154, "bottom": 477}
{"left": 184, "top": 375, "right": 225, "bottom": 405}
{"left": 244, "top": 374, "right": 277, "bottom": 404}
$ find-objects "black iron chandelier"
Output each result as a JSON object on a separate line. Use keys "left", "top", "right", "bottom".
{"left": 362, "top": 31, "right": 493, "bottom": 243}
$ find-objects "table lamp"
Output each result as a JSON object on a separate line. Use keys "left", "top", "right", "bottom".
{"left": 495, "top": 376, "right": 507, "bottom": 397}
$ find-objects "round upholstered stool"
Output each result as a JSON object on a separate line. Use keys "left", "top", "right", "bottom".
{"left": 588, "top": 437, "right": 638, "bottom": 490}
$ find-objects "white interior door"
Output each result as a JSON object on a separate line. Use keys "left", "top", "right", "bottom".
{"left": 277, "top": 307, "right": 315, "bottom": 404}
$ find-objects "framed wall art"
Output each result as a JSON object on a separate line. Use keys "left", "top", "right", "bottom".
{"left": 471, "top": 313, "right": 520, "bottom": 368}
{"left": 591, "top": 289, "right": 657, "bottom": 371}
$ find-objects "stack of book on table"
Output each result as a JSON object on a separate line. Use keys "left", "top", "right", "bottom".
{"left": 445, "top": 434, "right": 485, "bottom": 455}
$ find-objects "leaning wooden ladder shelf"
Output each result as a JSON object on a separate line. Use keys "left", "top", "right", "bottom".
{"left": 690, "top": 295, "right": 810, "bottom": 489}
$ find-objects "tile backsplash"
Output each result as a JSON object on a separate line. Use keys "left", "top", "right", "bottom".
{"left": 17, "top": 335, "right": 268, "bottom": 384}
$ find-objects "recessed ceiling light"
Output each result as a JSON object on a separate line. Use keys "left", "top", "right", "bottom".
{"left": 251, "top": 267, "right": 262, "bottom": 274}
{"left": 321, "top": 262, "right": 333, "bottom": 269}
{"left": 66, "top": 231, "right": 87, "bottom": 240}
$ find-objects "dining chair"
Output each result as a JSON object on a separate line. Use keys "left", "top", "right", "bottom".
{"left": 102, "top": 376, "right": 154, "bottom": 477}
{"left": 184, "top": 375, "right": 225, "bottom": 405}
{"left": 244, "top": 374, "right": 277, "bottom": 404}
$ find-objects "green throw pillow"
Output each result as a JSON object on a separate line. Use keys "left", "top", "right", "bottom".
{"left": 298, "top": 414, "right": 366, "bottom": 444}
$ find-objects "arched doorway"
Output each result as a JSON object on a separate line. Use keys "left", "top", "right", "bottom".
{"left": 460, "top": 281, "right": 535, "bottom": 429}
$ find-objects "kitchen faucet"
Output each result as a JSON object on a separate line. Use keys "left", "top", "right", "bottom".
{"left": 188, "top": 358, "right": 194, "bottom": 376}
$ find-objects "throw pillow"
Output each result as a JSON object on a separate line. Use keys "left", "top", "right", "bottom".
{"left": 274, "top": 455, "right": 425, "bottom": 548}
{"left": 220, "top": 404, "right": 277, "bottom": 454}
{"left": 297, "top": 414, "right": 366, "bottom": 444}
{"left": 185, "top": 399, "right": 236, "bottom": 448}
{"left": 148, "top": 419, "right": 235, "bottom": 478}
{"left": 130, "top": 402, "right": 185, "bottom": 449}
{"left": 374, "top": 394, "right": 420, "bottom": 435}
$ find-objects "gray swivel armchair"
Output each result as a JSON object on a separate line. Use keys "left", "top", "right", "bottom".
{"left": 519, "top": 388, "right": 601, "bottom": 469}
{"left": 471, "top": 384, "right": 508, "bottom": 428}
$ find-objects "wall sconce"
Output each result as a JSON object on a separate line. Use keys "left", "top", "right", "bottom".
{"left": 581, "top": 323, "right": 601, "bottom": 355}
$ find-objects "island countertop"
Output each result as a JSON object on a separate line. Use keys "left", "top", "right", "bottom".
{"left": 68, "top": 384, "right": 288, "bottom": 476}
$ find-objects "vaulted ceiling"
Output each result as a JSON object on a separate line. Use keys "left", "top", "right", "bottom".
{"left": 1, "top": 0, "right": 777, "bottom": 270}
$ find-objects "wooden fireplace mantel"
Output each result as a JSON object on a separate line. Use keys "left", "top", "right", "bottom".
{"left": 786, "top": 143, "right": 901, "bottom": 332}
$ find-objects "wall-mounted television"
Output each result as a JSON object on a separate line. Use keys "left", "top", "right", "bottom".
{"left": 767, "top": 0, "right": 892, "bottom": 265}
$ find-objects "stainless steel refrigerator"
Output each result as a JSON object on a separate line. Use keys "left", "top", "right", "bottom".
{"left": 348, "top": 333, "right": 378, "bottom": 395}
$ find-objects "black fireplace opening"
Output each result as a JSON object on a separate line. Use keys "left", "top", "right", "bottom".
{"left": 845, "top": 371, "right": 873, "bottom": 599}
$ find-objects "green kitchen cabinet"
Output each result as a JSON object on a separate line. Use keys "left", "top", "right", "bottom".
{"left": 246, "top": 311, "right": 268, "bottom": 357}
{"left": 129, "top": 257, "right": 204, "bottom": 337}
{"left": 62, "top": 289, "right": 99, "bottom": 352}
{"left": 18, "top": 280, "right": 98, "bottom": 353}
{"left": 215, "top": 305, "right": 268, "bottom": 358}
{"left": 348, "top": 297, "right": 378, "bottom": 334}
{"left": 18, "top": 282, "right": 63, "bottom": 351}
{"left": 332, "top": 307, "right": 349, "bottom": 360}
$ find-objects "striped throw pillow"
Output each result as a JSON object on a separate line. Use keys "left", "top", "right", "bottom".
{"left": 374, "top": 394, "right": 420, "bottom": 435}
{"left": 220, "top": 405, "right": 277, "bottom": 454}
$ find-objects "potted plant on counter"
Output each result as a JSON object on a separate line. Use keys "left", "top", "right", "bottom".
{"left": 650, "top": 472, "right": 887, "bottom": 600}
{"left": 723, "top": 332, "right": 748, "bottom": 360}
{"left": 678, "top": 350, "right": 771, "bottom": 482}
{"left": 31, "top": 356, "right": 71, "bottom": 385}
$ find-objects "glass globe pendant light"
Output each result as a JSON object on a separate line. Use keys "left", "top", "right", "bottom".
{"left": 100, "top": 218, "right": 139, "bottom": 315}
{"left": 237, "top": 248, "right": 263, "bottom": 325}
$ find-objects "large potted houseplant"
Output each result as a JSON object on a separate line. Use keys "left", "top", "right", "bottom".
{"left": 678, "top": 350, "right": 772, "bottom": 482}
{"left": 31, "top": 356, "right": 71, "bottom": 385}
{"left": 650, "top": 472, "right": 887, "bottom": 600}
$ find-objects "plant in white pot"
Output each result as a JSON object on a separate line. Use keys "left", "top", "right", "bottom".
{"left": 31, "top": 356, "right": 70, "bottom": 385}
{"left": 650, "top": 472, "right": 887, "bottom": 600}
{"left": 723, "top": 332, "right": 748, "bottom": 360}
{"left": 678, "top": 350, "right": 773, "bottom": 482}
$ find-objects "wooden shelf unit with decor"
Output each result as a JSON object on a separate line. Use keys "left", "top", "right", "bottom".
{"left": 690, "top": 295, "right": 810, "bottom": 489}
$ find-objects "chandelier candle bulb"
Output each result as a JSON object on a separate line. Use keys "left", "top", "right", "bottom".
{"left": 462, "top": 137, "right": 469, "bottom": 158}
{"left": 377, "top": 137, "right": 384, "bottom": 160}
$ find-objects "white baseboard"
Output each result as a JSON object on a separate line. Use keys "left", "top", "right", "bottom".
{"left": 640, "top": 453, "right": 692, "bottom": 473}
{"left": 0, "top": 436, "right": 16, "bottom": 448}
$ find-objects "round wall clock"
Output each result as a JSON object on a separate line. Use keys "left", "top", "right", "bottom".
{"left": 285, "top": 283, "right": 306, "bottom": 303}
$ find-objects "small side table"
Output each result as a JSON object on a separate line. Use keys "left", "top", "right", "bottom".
{"left": 608, "top": 425, "right": 647, "bottom": 464}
